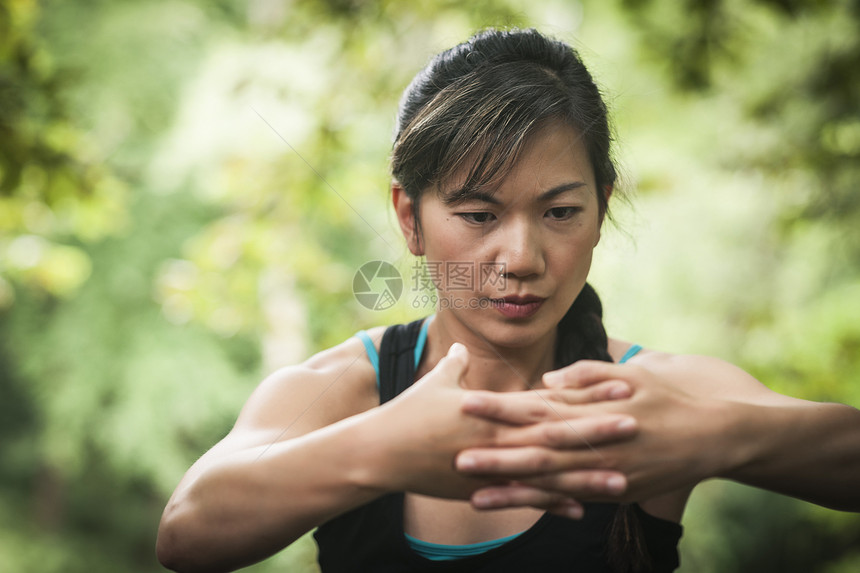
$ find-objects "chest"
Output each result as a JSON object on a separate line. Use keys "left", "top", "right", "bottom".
{"left": 402, "top": 492, "right": 545, "bottom": 544}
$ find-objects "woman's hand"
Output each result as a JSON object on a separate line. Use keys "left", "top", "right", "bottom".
{"left": 364, "top": 346, "right": 640, "bottom": 505}
{"left": 455, "top": 360, "right": 731, "bottom": 511}
{"left": 360, "top": 343, "right": 497, "bottom": 500}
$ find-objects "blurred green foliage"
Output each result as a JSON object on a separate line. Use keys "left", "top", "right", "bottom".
{"left": 0, "top": 0, "right": 858, "bottom": 572}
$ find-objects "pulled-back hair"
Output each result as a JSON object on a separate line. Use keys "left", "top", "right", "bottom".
{"left": 392, "top": 28, "right": 614, "bottom": 215}
{"left": 392, "top": 28, "right": 649, "bottom": 573}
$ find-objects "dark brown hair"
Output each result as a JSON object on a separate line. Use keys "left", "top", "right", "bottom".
{"left": 391, "top": 28, "right": 649, "bottom": 572}
{"left": 392, "top": 28, "right": 614, "bottom": 214}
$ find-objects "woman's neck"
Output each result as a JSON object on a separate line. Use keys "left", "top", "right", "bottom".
{"left": 421, "top": 312, "right": 557, "bottom": 392}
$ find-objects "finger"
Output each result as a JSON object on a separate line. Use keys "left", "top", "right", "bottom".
{"left": 546, "top": 499, "right": 588, "bottom": 520}
{"left": 456, "top": 445, "right": 605, "bottom": 478}
{"left": 471, "top": 485, "right": 584, "bottom": 518}
{"left": 543, "top": 360, "right": 633, "bottom": 389}
{"left": 538, "top": 381, "right": 632, "bottom": 404}
{"left": 490, "top": 415, "right": 638, "bottom": 449}
{"left": 579, "top": 380, "right": 632, "bottom": 401}
{"left": 429, "top": 342, "right": 470, "bottom": 388}
{"left": 472, "top": 472, "right": 626, "bottom": 504}
{"left": 462, "top": 383, "right": 632, "bottom": 424}
{"left": 519, "top": 471, "right": 628, "bottom": 498}
{"left": 461, "top": 391, "right": 552, "bottom": 424}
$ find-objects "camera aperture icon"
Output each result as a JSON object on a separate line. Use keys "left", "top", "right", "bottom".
{"left": 353, "top": 260, "right": 403, "bottom": 311}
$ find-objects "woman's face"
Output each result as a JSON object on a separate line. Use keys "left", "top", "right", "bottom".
{"left": 399, "top": 123, "right": 604, "bottom": 350}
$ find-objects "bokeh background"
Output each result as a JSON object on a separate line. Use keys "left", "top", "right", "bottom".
{"left": 2, "top": 0, "right": 859, "bottom": 571}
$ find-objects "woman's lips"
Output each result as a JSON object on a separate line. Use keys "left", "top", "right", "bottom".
{"left": 491, "top": 296, "right": 545, "bottom": 318}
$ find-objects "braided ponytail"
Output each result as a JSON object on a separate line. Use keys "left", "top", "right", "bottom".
{"left": 556, "top": 282, "right": 651, "bottom": 573}
{"left": 554, "top": 282, "right": 612, "bottom": 367}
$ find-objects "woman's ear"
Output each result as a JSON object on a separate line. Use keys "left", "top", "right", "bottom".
{"left": 392, "top": 182, "right": 424, "bottom": 256}
{"left": 598, "top": 183, "right": 613, "bottom": 226}
{"left": 595, "top": 184, "right": 613, "bottom": 247}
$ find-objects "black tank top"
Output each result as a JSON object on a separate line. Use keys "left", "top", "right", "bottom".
{"left": 314, "top": 319, "right": 683, "bottom": 572}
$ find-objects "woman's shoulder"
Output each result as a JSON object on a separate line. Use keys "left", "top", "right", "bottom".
{"left": 231, "top": 327, "right": 388, "bottom": 439}
{"left": 609, "top": 336, "right": 742, "bottom": 376}
{"left": 607, "top": 337, "right": 789, "bottom": 404}
{"left": 304, "top": 325, "right": 387, "bottom": 372}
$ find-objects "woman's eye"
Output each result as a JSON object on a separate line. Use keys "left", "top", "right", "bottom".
{"left": 459, "top": 212, "right": 496, "bottom": 224}
{"left": 546, "top": 206, "right": 580, "bottom": 220}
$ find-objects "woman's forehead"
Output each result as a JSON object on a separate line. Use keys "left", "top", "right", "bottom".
{"left": 438, "top": 123, "right": 596, "bottom": 202}
{"left": 509, "top": 125, "right": 594, "bottom": 185}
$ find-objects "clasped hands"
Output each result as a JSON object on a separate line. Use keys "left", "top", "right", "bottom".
{"left": 422, "top": 344, "right": 727, "bottom": 518}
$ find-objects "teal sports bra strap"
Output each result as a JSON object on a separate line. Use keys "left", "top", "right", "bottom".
{"left": 356, "top": 316, "right": 433, "bottom": 391}
{"left": 413, "top": 317, "right": 431, "bottom": 370}
{"left": 619, "top": 344, "right": 643, "bottom": 364}
{"left": 355, "top": 330, "right": 380, "bottom": 389}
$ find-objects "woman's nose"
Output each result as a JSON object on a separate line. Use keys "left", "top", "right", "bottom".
{"left": 497, "top": 219, "right": 545, "bottom": 279}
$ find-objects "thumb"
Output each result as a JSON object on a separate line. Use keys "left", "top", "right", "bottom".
{"left": 434, "top": 342, "right": 469, "bottom": 388}
{"left": 543, "top": 360, "right": 625, "bottom": 389}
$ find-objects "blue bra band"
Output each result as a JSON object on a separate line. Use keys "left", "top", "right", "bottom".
{"left": 619, "top": 344, "right": 643, "bottom": 364}
{"left": 404, "top": 532, "right": 522, "bottom": 561}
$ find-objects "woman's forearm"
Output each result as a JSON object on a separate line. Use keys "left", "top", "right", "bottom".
{"left": 156, "top": 411, "right": 386, "bottom": 573}
{"left": 722, "top": 399, "right": 860, "bottom": 511}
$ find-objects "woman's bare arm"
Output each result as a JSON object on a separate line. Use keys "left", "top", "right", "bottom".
{"left": 455, "top": 355, "right": 860, "bottom": 513}
{"left": 157, "top": 336, "right": 384, "bottom": 572}
{"left": 667, "top": 354, "right": 860, "bottom": 511}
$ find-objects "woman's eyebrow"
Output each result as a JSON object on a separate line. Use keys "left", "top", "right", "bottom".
{"left": 445, "top": 181, "right": 587, "bottom": 205}
{"left": 443, "top": 190, "right": 501, "bottom": 206}
{"left": 538, "top": 181, "right": 588, "bottom": 201}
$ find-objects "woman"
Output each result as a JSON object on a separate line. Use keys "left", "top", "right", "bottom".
{"left": 157, "top": 28, "right": 860, "bottom": 572}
